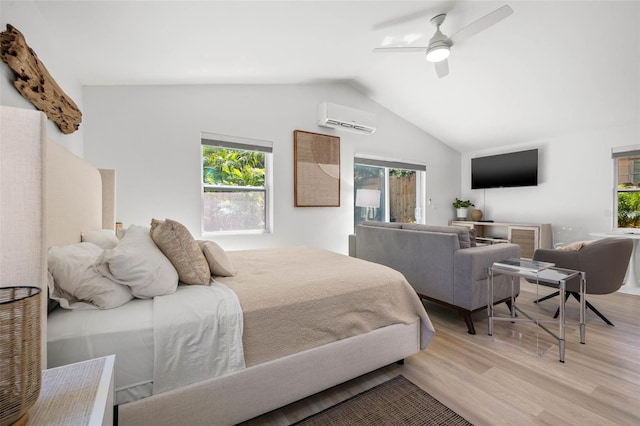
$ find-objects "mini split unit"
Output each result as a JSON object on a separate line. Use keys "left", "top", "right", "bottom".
{"left": 318, "top": 102, "right": 377, "bottom": 135}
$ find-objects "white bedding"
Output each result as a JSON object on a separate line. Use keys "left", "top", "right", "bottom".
{"left": 47, "top": 248, "right": 430, "bottom": 409}
{"left": 48, "top": 281, "right": 245, "bottom": 404}
{"left": 152, "top": 281, "right": 245, "bottom": 394}
{"left": 48, "top": 298, "right": 154, "bottom": 404}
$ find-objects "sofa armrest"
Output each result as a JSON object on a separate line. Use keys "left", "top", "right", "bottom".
{"left": 348, "top": 234, "right": 356, "bottom": 257}
{"left": 455, "top": 243, "right": 521, "bottom": 280}
{"left": 453, "top": 243, "right": 521, "bottom": 310}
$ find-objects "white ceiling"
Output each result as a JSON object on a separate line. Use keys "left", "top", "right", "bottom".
{"left": 33, "top": 1, "right": 639, "bottom": 152}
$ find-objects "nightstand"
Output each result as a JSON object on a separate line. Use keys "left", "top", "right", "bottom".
{"left": 28, "top": 355, "right": 115, "bottom": 425}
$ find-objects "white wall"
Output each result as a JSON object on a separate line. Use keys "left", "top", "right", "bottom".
{"left": 5, "top": 0, "right": 634, "bottom": 252}
{"left": 83, "top": 83, "right": 460, "bottom": 253}
{"left": 0, "top": 1, "right": 83, "bottom": 155}
{"left": 461, "top": 124, "right": 640, "bottom": 245}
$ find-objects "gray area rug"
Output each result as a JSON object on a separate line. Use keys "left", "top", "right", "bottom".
{"left": 292, "top": 375, "right": 473, "bottom": 425}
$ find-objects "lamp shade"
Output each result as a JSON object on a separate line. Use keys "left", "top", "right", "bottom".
{"left": 426, "top": 29, "right": 450, "bottom": 63}
{"left": 355, "top": 189, "right": 381, "bottom": 208}
{"left": 426, "top": 43, "right": 450, "bottom": 62}
{"left": 0, "top": 286, "right": 41, "bottom": 426}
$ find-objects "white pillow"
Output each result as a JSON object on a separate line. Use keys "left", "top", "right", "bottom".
{"left": 81, "top": 229, "right": 119, "bottom": 249}
{"left": 95, "top": 225, "right": 179, "bottom": 298}
{"left": 48, "top": 242, "right": 133, "bottom": 309}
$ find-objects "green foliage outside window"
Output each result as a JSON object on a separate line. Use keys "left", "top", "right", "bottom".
{"left": 389, "top": 169, "right": 414, "bottom": 177}
{"left": 202, "top": 146, "right": 265, "bottom": 186}
{"left": 616, "top": 157, "right": 640, "bottom": 229}
{"left": 618, "top": 190, "right": 640, "bottom": 228}
{"left": 202, "top": 146, "right": 266, "bottom": 232}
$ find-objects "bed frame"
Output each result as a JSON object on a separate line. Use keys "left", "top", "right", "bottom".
{"left": 1, "top": 106, "right": 423, "bottom": 425}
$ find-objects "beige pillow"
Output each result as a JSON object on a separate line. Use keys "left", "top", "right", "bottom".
{"left": 197, "top": 240, "right": 235, "bottom": 277}
{"left": 150, "top": 219, "right": 211, "bottom": 285}
{"left": 558, "top": 240, "right": 592, "bottom": 251}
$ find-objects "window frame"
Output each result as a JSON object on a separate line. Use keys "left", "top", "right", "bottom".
{"left": 613, "top": 146, "right": 640, "bottom": 231}
{"left": 354, "top": 155, "right": 426, "bottom": 225}
{"left": 201, "top": 132, "right": 273, "bottom": 235}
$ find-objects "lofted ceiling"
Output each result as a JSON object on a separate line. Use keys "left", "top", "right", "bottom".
{"left": 30, "top": 1, "right": 639, "bottom": 152}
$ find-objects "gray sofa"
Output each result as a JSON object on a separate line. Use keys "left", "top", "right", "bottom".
{"left": 349, "top": 221, "right": 521, "bottom": 334}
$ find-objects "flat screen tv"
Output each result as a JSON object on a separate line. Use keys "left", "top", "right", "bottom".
{"left": 471, "top": 149, "right": 538, "bottom": 189}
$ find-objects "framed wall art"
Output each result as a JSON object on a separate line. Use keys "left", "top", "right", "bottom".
{"left": 293, "top": 130, "right": 340, "bottom": 207}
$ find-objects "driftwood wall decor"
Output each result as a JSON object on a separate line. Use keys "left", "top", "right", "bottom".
{"left": 0, "top": 24, "right": 82, "bottom": 134}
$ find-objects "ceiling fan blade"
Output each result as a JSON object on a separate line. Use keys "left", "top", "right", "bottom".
{"left": 372, "top": 1, "right": 455, "bottom": 31}
{"left": 372, "top": 47, "right": 427, "bottom": 54}
{"left": 449, "top": 5, "right": 513, "bottom": 46}
{"left": 373, "top": 9, "right": 437, "bottom": 31}
{"left": 435, "top": 59, "right": 449, "bottom": 78}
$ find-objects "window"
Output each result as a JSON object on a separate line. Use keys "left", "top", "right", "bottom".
{"left": 613, "top": 148, "right": 640, "bottom": 229}
{"left": 354, "top": 156, "right": 426, "bottom": 226}
{"left": 201, "top": 133, "right": 272, "bottom": 233}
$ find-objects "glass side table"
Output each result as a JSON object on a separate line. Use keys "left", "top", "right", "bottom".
{"left": 488, "top": 258, "right": 586, "bottom": 363}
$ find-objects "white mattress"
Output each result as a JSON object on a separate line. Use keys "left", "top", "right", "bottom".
{"left": 47, "top": 298, "right": 154, "bottom": 405}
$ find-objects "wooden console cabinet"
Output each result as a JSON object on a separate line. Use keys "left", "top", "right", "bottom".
{"left": 451, "top": 221, "right": 552, "bottom": 259}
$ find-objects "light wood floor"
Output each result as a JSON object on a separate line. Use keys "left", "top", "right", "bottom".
{"left": 242, "top": 281, "right": 640, "bottom": 425}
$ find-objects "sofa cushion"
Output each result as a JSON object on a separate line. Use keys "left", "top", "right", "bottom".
{"left": 401, "top": 224, "right": 472, "bottom": 249}
{"left": 469, "top": 228, "right": 477, "bottom": 247}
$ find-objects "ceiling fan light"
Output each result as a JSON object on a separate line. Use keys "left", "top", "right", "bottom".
{"left": 426, "top": 43, "right": 450, "bottom": 62}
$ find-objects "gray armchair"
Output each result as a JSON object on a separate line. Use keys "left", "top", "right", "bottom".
{"left": 532, "top": 237, "right": 633, "bottom": 325}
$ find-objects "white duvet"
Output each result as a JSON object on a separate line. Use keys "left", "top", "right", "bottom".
{"left": 152, "top": 280, "right": 245, "bottom": 394}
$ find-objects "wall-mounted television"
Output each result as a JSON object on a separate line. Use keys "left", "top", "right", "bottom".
{"left": 471, "top": 149, "right": 538, "bottom": 189}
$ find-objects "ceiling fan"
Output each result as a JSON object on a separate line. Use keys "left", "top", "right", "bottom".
{"left": 373, "top": 5, "right": 513, "bottom": 78}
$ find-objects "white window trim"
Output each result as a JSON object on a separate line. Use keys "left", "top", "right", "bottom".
{"left": 354, "top": 154, "right": 427, "bottom": 224}
{"left": 201, "top": 133, "right": 273, "bottom": 235}
{"left": 612, "top": 145, "right": 640, "bottom": 231}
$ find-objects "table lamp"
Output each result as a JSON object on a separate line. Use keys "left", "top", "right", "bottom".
{"left": 356, "top": 189, "right": 381, "bottom": 220}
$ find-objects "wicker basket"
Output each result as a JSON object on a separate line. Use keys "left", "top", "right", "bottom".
{"left": 0, "top": 286, "right": 41, "bottom": 426}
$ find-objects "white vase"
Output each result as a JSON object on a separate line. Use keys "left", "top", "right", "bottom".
{"left": 456, "top": 207, "right": 468, "bottom": 219}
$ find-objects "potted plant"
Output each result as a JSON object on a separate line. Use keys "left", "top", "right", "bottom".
{"left": 452, "top": 198, "right": 474, "bottom": 220}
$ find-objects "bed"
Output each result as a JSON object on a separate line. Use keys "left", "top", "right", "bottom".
{"left": 1, "top": 105, "right": 435, "bottom": 425}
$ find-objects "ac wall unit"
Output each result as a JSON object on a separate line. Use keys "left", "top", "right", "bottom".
{"left": 318, "top": 102, "right": 377, "bottom": 135}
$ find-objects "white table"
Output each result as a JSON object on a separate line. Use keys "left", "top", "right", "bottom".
{"left": 28, "top": 355, "right": 115, "bottom": 425}
{"left": 591, "top": 232, "right": 640, "bottom": 289}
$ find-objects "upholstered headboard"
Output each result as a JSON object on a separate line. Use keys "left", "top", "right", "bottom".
{"left": 45, "top": 139, "right": 116, "bottom": 247}
{"left": 0, "top": 105, "right": 115, "bottom": 369}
